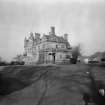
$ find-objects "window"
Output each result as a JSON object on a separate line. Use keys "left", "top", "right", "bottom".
{"left": 43, "top": 44, "right": 45, "bottom": 49}
{"left": 60, "top": 55, "right": 62, "bottom": 59}
{"left": 56, "top": 45, "right": 58, "bottom": 48}
{"left": 61, "top": 45, "right": 65, "bottom": 48}
{"left": 33, "top": 47, "right": 36, "bottom": 51}
{"left": 38, "top": 46, "right": 40, "bottom": 50}
{"left": 30, "top": 48, "right": 32, "bottom": 52}
{"left": 28, "top": 48, "right": 30, "bottom": 52}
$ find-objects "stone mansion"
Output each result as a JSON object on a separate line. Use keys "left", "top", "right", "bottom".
{"left": 23, "top": 27, "right": 72, "bottom": 65}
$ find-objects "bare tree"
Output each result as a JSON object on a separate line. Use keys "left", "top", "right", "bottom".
{"left": 71, "top": 44, "right": 81, "bottom": 64}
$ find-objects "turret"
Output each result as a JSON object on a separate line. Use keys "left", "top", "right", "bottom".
{"left": 29, "top": 32, "right": 34, "bottom": 40}
{"left": 24, "top": 37, "right": 28, "bottom": 48}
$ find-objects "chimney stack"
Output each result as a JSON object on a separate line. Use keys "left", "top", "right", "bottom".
{"left": 64, "top": 33, "right": 68, "bottom": 41}
{"left": 49, "top": 26, "right": 55, "bottom": 35}
{"left": 35, "top": 33, "right": 40, "bottom": 39}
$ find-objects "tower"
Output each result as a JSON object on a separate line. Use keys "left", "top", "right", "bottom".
{"left": 49, "top": 26, "right": 55, "bottom": 35}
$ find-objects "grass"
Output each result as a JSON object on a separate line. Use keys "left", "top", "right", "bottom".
{"left": 0, "top": 64, "right": 105, "bottom": 105}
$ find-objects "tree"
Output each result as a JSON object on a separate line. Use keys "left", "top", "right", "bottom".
{"left": 71, "top": 44, "right": 81, "bottom": 64}
{"left": 0, "top": 57, "right": 8, "bottom": 66}
{"left": 11, "top": 54, "right": 25, "bottom": 65}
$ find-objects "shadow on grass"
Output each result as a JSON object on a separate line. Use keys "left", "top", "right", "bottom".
{"left": 0, "top": 73, "right": 28, "bottom": 96}
{"left": 0, "top": 66, "right": 51, "bottom": 96}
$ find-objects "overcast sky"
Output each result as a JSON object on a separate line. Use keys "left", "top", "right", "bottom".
{"left": 0, "top": 0, "right": 105, "bottom": 61}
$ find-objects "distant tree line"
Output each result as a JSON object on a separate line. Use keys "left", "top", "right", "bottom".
{"left": 0, "top": 56, "right": 25, "bottom": 66}
{"left": 10, "top": 61, "right": 25, "bottom": 65}
{"left": 0, "top": 61, "right": 8, "bottom": 66}
{"left": 0, "top": 61, "right": 25, "bottom": 66}
{"left": 0, "top": 57, "right": 8, "bottom": 66}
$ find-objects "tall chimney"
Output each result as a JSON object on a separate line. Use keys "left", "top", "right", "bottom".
{"left": 64, "top": 33, "right": 68, "bottom": 41}
{"left": 50, "top": 26, "right": 55, "bottom": 35}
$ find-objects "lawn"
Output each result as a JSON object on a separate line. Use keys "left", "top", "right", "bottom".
{"left": 0, "top": 64, "right": 105, "bottom": 105}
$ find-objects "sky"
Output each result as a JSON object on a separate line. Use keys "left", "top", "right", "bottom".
{"left": 0, "top": 0, "right": 105, "bottom": 61}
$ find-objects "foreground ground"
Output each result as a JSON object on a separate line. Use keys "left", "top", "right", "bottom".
{"left": 0, "top": 64, "right": 105, "bottom": 105}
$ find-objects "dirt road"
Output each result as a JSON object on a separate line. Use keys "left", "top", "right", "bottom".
{"left": 0, "top": 64, "right": 105, "bottom": 105}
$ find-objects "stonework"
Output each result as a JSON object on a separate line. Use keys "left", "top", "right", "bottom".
{"left": 23, "top": 27, "right": 72, "bottom": 65}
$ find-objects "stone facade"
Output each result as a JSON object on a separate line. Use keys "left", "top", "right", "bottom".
{"left": 23, "top": 27, "right": 72, "bottom": 65}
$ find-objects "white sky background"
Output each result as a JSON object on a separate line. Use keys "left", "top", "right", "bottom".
{"left": 0, "top": 0, "right": 105, "bottom": 61}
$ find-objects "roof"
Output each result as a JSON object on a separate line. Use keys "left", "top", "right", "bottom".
{"left": 42, "top": 34, "right": 67, "bottom": 43}
{"left": 25, "top": 31, "right": 71, "bottom": 49}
